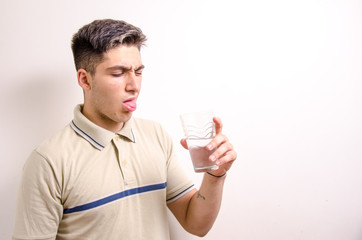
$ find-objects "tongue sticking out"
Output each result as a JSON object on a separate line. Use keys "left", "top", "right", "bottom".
{"left": 123, "top": 99, "right": 137, "bottom": 112}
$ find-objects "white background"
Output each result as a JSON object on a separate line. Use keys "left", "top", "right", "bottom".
{"left": 1, "top": 0, "right": 362, "bottom": 239}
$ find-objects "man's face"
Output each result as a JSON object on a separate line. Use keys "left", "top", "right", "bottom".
{"left": 84, "top": 45, "right": 144, "bottom": 131}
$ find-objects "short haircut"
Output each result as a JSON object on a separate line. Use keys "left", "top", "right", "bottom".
{"left": 71, "top": 19, "right": 147, "bottom": 75}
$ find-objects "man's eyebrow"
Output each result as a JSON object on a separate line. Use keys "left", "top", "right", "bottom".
{"left": 106, "top": 65, "right": 131, "bottom": 71}
{"left": 106, "top": 65, "right": 145, "bottom": 71}
{"left": 136, "top": 65, "right": 145, "bottom": 71}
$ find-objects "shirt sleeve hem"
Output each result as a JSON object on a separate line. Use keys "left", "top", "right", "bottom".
{"left": 166, "top": 184, "right": 195, "bottom": 203}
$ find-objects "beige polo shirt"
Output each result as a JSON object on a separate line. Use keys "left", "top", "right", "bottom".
{"left": 13, "top": 105, "right": 194, "bottom": 240}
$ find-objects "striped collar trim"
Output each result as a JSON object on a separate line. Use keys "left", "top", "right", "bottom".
{"left": 70, "top": 121, "right": 106, "bottom": 150}
{"left": 118, "top": 118, "right": 136, "bottom": 143}
{"left": 71, "top": 105, "right": 136, "bottom": 151}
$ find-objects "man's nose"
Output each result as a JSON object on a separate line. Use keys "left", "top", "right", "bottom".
{"left": 125, "top": 72, "right": 140, "bottom": 92}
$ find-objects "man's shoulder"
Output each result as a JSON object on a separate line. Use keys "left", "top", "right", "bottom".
{"left": 35, "top": 123, "right": 77, "bottom": 157}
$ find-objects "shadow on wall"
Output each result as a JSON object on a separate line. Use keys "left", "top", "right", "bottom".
{"left": 8, "top": 74, "right": 81, "bottom": 137}
{"left": 10, "top": 74, "right": 76, "bottom": 133}
{"left": 4, "top": 73, "right": 81, "bottom": 157}
{"left": 1, "top": 72, "right": 79, "bottom": 239}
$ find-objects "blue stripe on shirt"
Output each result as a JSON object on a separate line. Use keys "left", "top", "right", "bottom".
{"left": 63, "top": 182, "right": 167, "bottom": 214}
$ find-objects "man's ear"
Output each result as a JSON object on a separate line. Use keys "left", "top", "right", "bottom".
{"left": 77, "top": 69, "right": 92, "bottom": 91}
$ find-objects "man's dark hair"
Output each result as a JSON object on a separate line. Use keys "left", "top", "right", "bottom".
{"left": 71, "top": 19, "right": 147, "bottom": 75}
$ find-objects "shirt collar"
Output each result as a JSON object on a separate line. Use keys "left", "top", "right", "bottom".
{"left": 70, "top": 104, "right": 136, "bottom": 151}
{"left": 117, "top": 118, "right": 136, "bottom": 143}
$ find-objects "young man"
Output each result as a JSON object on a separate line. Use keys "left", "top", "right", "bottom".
{"left": 13, "top": 19, "right": 237, "bottom": 240}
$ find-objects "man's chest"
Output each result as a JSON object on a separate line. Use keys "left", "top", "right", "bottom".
{"left": 61, "top": 139, "right": 167, "bottom": 212}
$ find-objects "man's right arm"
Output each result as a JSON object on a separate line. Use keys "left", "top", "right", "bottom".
{"left": 13, "top": 150, "right": 62, "bottom": 240}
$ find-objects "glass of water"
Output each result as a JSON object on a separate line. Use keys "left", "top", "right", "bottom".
{"left": 180, "top": 111, "right": 219, "bottom": 172}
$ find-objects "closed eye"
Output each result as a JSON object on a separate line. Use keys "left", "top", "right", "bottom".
{"left": 111, "top": 73, "right": 124, "bottom": 77}
{"left": 135, "top": 65, "right": 145, "bottom": 76}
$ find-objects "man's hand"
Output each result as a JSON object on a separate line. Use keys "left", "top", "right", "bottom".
{"left": 180, "top": 117, "right": 237, "bottom": 176}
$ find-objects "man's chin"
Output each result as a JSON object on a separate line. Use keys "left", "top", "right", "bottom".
{"left": 119, "top": 111, "right": 134, "bottom": 122}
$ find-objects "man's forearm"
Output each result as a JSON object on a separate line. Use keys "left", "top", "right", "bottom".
{"left": 184, "top": 173, "right": 226, "bottom": 237}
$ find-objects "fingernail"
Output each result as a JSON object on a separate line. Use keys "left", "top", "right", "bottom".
{"left": 207, "top": 144, "right": 213, "bottom": 150}
{"left": 210, "top": 155, "right": 216, "bottom": 161}
{"left": 216, "top": 160, "right": 220, "bottom": 165}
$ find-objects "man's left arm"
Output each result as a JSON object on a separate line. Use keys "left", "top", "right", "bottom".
{"left": 168, "top": 117, "right": 237, "bottom": 237}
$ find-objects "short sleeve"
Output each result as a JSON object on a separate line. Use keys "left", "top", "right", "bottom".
{"left": 157, "top": 125, "right": 194, "bottom": 203}
{"left": 13, "top": 150, "right": 63, "bottom": 240}
{"left": 166, "top": 153, "right": 194, "bottom": 203}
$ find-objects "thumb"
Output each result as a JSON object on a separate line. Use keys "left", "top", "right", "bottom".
{"left": 213, "top": 117, "right": 223, "bottom": 134}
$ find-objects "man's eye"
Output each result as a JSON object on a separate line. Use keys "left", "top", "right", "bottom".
{"left": 112, "top": 73, "right": 123, "bottom": 77}
{"left": 135, "top": 71, "right": 143, "bottom": 76}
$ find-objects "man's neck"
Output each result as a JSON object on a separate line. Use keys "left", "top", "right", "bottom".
{"left": 81, "top": 105, "right": 125, "bottom": 133}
